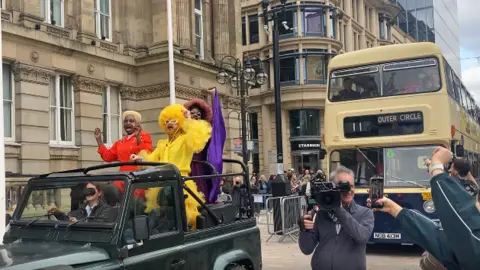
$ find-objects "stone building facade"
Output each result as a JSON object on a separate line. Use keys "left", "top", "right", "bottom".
{"left": 241, "top": 0, "right": 419, "bottom": 176}
{"left": 1, "top": 0, "right": 245, "bottom": 175}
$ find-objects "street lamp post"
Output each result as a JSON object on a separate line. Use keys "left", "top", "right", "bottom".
{"left": 216, "top": 56, "right": 268, "bottom": 215}
{"left": 261, "top": 0, "right": 291, "bottom": 196}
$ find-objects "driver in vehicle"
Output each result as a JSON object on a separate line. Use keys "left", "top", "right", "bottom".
{"left": 47, "top": 182, "right": 116, "bottom": 223}
{"left": 331, "top": 77, "right": 361, "bottom": 101}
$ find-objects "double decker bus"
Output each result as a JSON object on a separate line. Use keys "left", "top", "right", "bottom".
{"left": 324, "top": 42, "right": 480, "bottom": 245}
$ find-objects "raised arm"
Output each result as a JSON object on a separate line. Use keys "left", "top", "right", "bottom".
{"left": 335, "top": 207, "right": 374, "bottom": 245}
{"left": 131, "top": 131, "right": 153, "bottom": 153}
{"left": 98, "top": 141, "right": 119, "bottom": 162}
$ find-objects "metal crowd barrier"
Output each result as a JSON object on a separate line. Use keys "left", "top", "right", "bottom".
{"left": 264, "top": 195, "right": 306, "bottom": 243}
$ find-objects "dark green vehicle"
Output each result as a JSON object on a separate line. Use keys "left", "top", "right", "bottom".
{"left": 1, "top": 160, "right": 262, "bottom": 269}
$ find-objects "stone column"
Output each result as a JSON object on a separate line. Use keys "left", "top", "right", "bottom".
{"left": 13, "top": 63, "right": 54, "bottom": 174}
{"left": 212, "top": 0, "right": 230, "bottom": 60}
{"left": 177, "top": 0, "right": 192, "bottom": 51}
{"left": 346, "top": 20, "right": 354, "bottom": 52}
{"left": 358, "top": 0, "right": 365, "bottom": 27}
{"left": 74, "top": 0, "right": 96, "bottom": 43}
{"left": 17, "top": 0, "right": 43, "bottom": 28}
{"left": 326, "top": 8, "right": 332, "bottom": 38}
{"left": 203, "top": 0, "right": 214, "bottom": 61}
{"left": 72, "top": 76, "right": 105, "bottom": 168}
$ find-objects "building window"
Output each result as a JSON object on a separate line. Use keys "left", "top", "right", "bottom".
{"left": 280, "top": 54, "right": 299, "bottom": 85}
{"left": 94, "top": 0, "right": 112, "bottom": 41}
{"left": 289, "top": 109, "right": 320, "bottom": 137}
{"left": 303, "top": 8, "right": 326, "bottom": 37}
{"left": 194, "top": 0, "right": 204, "bottom": 59}
{"left": 277, "top": 9, "right": 295, "bottom": 38}
{"left": 50, "top": 75, "right": 74, "bottom": 145}
{"left": 3, "top": 64, "right": 13, "bottom": 140}
{"left": 242, "top": 16, "right": 247, "bottom": 45}
{"left": 102, "top": 86, "right": 121, "bottom": 146}
{"left": 248, "top": 113, "right": 258, "bottom": 140}
{"left": 304, "top": 54, "right": 328, "bottom": 84}
{"left": 41, "top": 0, "right": 64, "bottom": 27}
{"left": 248, "top": 15, "right": 259, "bottom": 44}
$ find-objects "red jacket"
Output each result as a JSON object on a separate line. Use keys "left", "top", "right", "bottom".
{"left": 98, "top": 131, "right": 153, "bottom": 198}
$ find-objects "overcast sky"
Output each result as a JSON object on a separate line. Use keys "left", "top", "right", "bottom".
{"left": 459, "top": 0, "right": 480, "bottom": 101}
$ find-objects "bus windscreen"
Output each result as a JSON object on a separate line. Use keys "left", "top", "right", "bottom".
{"left": 330, "top": 145, "right": 436, "bottom": 187}
{"left": 329, "top": 58, "right": 441, "bottom": 102}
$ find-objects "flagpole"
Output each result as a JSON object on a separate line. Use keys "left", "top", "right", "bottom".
{"left": 167, "top": 0, "right": 176, "bottom": 104}
{"left": 0, "top": 12, "right": 6, "bottom": 242}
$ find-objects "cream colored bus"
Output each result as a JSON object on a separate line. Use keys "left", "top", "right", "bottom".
{"left": 324, "top": 42, "right": 480, "bottom": 244}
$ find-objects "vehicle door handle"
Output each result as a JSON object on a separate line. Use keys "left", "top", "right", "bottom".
{"left": 171, "top": 259, "right": 186, "bottom": 269}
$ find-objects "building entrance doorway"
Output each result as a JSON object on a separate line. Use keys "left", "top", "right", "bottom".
{"left": 292, "top": 152, "right": 320, "bottom": 174}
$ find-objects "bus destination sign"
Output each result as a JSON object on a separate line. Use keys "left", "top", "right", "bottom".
{"left": 377, "top": 112, "right": 423, "bottom": 125}
{"left": 343, "top": 111, "right": 424, "bottom": 138}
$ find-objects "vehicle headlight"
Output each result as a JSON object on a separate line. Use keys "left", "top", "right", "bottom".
{"left": 423, "top": 200, "right": 436, "bottom": 213}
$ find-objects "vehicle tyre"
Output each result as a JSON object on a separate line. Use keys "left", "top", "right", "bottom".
{"left": 226, "top": 264, "right": 248, "bottom": 270}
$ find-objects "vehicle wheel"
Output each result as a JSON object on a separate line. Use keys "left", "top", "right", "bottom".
{"left": 226, "top": 265, "right": 248, "bottom": 270}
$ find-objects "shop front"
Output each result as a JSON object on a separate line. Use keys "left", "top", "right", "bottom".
{"left": 289, "top": 109, "right": 323, "bottom": 174}
{"left": 291, "top": 139, "right": 322, "bottom": 173}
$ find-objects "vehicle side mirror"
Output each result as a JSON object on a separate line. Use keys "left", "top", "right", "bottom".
{"left": 319, "top": 149, "right": 326, "bottom": 160}
{"left": 133, "top": 215, "right": 149, "bottom": 241}
{"left": 456, "top": 145, "right": 465, "bottom": 157}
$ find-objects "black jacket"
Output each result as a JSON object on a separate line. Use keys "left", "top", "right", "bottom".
{"left": 53, "top": 199, "right": 116, "bottom": 223}
{"left": 299, "top": 201, "right": 374, "bottom": 270}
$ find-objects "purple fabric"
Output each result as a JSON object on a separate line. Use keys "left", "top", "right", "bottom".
{"left": 207, "top": 89, "right": 226, "bottom": 203}
{"left": 191, "top": 148, "right": 210, "bottom": 197}
{"left": 189, "top": 89, "right": 226, "bottom": 203}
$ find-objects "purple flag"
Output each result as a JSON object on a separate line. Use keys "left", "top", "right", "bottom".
{"left": 207, "top": 88, "right": 226, "bottom": 202}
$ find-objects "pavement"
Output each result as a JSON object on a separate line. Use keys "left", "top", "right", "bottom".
{"left": 257, "top": 216, "right": 423, "bottom": 270}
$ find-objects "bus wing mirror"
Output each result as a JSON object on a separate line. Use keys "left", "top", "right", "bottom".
{"left": 455, "top": 145, "right": 464, "bottom": 157}
{"left": 319, "top": 149, "right": 326, "bottom": 160}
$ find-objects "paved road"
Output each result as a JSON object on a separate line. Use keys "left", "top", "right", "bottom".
{"left": 258, "top": 222, "right": 423, "bottom": 270}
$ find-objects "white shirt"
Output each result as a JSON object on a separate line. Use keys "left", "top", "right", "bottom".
{"left": 86, "top": 202, "right": 98, "bottom": 217}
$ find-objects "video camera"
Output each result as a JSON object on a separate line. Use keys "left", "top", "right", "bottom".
{"left": 310, "top": 170, "right": 351, "bottom": 210}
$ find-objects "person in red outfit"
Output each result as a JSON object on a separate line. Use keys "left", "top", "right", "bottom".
{"left": 94, "top": 110, "right": 153, "bottom": 198}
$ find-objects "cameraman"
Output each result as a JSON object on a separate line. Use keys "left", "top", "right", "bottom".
{"left": 299, "top": 166, "right": 374, "bottom": 270}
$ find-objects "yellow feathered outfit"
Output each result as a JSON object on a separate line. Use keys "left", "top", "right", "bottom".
{"left": 139, "top": 104, "right": 212, "bottom": 230}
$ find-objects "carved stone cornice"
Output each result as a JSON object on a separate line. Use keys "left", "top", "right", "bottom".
{"left": 120, "top": 83, "right": 206, "bottom": 101}
{"left": 72, "top": 76, "right": 107, "bottom": 95}
{"left": 221, "top": 95, "right": 251, "bottom": 110}
{"left": 46, "top": 25, "right": 70, "bottom": 39}
{"left": 13, "top": 63, "right": 55, "bottom": 85}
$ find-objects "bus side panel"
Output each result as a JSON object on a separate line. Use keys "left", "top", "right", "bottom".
{"left": 354, "top": 192, "right": 439, "bottom": 244}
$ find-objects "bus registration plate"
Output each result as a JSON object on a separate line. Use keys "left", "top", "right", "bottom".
{"left": 422, "top": 192, "right": 432, "bottom": 200}
{"left": 373, "top": 233, "right": 401, "bottom": 239}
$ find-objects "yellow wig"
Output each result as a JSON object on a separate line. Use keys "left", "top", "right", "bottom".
{"left": 158, "top": 104, "right": 186, "bottom": 132}
{"left": 142, "top": 103, "right": 212, "bottom": 230}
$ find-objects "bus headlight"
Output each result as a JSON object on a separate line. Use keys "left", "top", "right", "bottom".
{"left": 423, "top": 200, "right": 436, "bottom": 213}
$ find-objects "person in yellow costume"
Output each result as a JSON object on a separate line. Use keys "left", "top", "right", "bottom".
{"left": 130, "top": 104, "right": 212, "bottom": 230}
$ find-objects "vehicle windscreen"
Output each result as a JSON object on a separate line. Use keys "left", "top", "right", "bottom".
{"left": 330, "top": 145, "right": 437, "bottom": 187}
{"left": 328, "top": 57, "right": 441, "bottom": 102}
{"left": 15, "top": 179, "right": 123, "bottom": 235}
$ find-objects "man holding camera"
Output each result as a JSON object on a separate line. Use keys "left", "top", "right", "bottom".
{"left": 298, "top": 166, "right": 374, "bottom": 270}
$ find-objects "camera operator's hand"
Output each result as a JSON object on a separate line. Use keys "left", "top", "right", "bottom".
{"left": 431, "top": 147, "right": 453, "bottom": 167}
{"left": 366, "top": 197, "right": 403, "bottom": 217}
{"left": 303, "top": 214, "right": 315, "bottom": 230}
